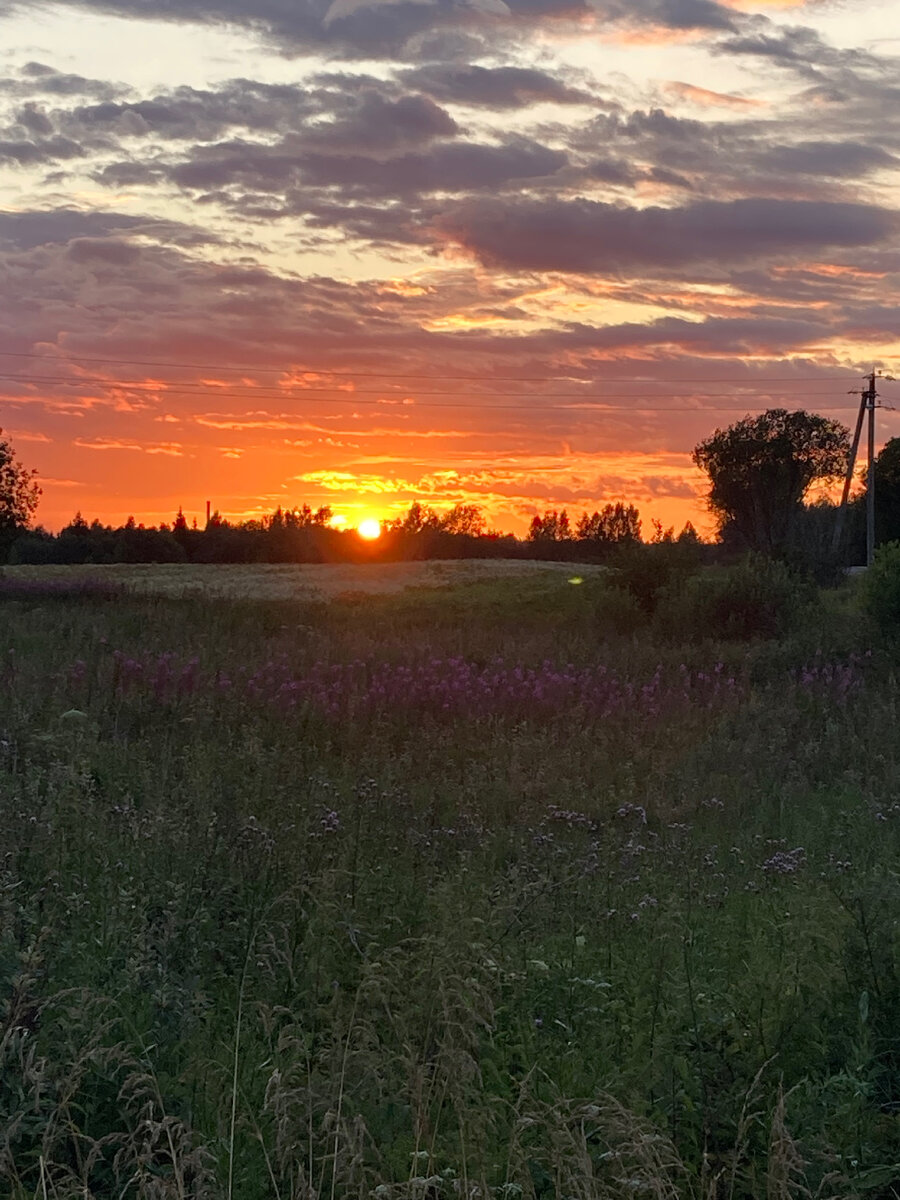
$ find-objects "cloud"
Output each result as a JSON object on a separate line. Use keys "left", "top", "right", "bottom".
{"left": 73, "top": 436, "right": 183, "bottom": 453}
{"left": 163, "top": 133, "right": 566, "bottom": 200}
{"left": 74, "top": 436, "right": 144, "bottom": 450}
{"left": 438, "top": 196, "right": 899, "bottom": 274}
{"left": 756, "top": 140, "right": 896, "bottom": 179}
{"left": 299, "top": 89, "right": 460, "bottom": 156}
{"left": 63, "top": 80, "right": 326, "bottom": 143}
{"left": 1, "top": 62, "right": 126, "bottom": 101}
{"left": 665, "top": 81, "right": 763, "bottom": 108}
{"left": 67, "top": 237, "right": 142, "bottom": 265}
{"left": 719, "top": 21, "right": 842, "bottom": 70}
{"left": 0, "top": 134, "right": 85, "bottom": 164}
{"left": 11, "top": 0, "right": 739, "bottom": 58}
{"left": 0, "top": 209, "right": 151, "bottom": 249}
{"left": 398, "top": 64, "right": 595, "bottom": 108}
{"left": 0, "top": 210, "right": 225, "bottom": 259}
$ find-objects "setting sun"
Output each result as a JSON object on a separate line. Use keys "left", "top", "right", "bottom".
{"left": 357, "top": 518, "right": 382, "bottom": 540}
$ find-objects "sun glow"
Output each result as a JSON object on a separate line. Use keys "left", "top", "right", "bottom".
{"left": 357, "top": 518, "right": 382, "bottom": 540}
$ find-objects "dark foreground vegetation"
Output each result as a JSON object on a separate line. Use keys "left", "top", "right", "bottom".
{"left": 2, "top": 555, "right": 900, "bottom": 1198}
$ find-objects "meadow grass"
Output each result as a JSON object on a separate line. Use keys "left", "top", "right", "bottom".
{"left": 0, "top": 568, "right": 898, "bottom": 1198}
{"left": 1, "top": 560, "right": 609, "bottom": 603}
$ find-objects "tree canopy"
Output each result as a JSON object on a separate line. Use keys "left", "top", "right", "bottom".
{"left": 576, "top": 503, "right": 642, "bottom": 545}
{"left": 527, "top": 509, "right": 571, "bottom": 542}
{"left": 0, "top": 430, "right": 40, "bottom": 539}
{"left": 693, "top": 408, "right": 849, "bottom": 553}
{"left": 872, "top": 437, "right": 900, "bottom": 546}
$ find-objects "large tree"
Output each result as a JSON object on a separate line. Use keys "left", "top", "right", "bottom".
{"left": 872, "top": 437, "right": 900, "bottom": 546}
{"left": 0, "top": 430, "right": 40, "bottom": 549}
{"left": 693, "top": 409, "right": 848, "bottom": 553}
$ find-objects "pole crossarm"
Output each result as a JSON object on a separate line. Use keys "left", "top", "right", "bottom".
{"left": 833, "top": 369, "right": 896, "bottom": 566}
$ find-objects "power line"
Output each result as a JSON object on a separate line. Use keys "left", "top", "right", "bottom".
{"left": 0, "top": 372, "right": 864, "bottom": 405}
{"left": 0, "top": 349, "right": 865, "bottom": 386}
{"left": 0, "top": 385, "right": 870, "bottom": 415}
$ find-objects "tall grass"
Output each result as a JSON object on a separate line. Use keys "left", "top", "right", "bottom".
{"left": 0, "top": 570, "right": 898, "bottom": 1198}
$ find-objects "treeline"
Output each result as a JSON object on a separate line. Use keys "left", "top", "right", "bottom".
{"left": 7, "top": 500, "right": 701, "bottom": 566}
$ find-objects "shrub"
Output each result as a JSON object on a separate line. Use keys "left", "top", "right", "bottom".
{"left": 590, "top": 580, "right": 645, "bottom": 636}
{"left": 656, "top": 554, "right": 812, "bottom": 642}
{"left": 612, "top": 540, "right": 704, "bottom": 616}
{"left": 860, "top": 541, "right": 900, "bottom": 630}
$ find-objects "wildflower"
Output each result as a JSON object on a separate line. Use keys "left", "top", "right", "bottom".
{"left": 320, "top": 809, "right": 341, "bottom": 834}
{"left": 761, "top": 847, "right": 806, "bottom": 875}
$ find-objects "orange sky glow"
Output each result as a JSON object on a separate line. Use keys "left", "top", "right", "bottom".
{"left": 1, "top": 0, "right": 898, "bottom": 538}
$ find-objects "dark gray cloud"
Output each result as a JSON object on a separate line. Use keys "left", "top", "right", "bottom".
{"left": 296, "top": 137, "right": 567, "bottom": 195}
{"left": 295, "top": 197, "right": 436, "bottom": 245}
{"left": 398, "top": 64, "right": 594, "bottom": 108}
{"left": 3, "top": 61, "right": 127, "bottom": 100}
{"left": 0, "top": 134, "right": 84, "bottom": 164}
{"left": 0, "top": 209, "right": 220, "bottom": 250}
{"left": 560, "top": 313, "right": 827, "bottom": 357}
{"left": 13, "top": 0, "right": 738, "bottom": 58}
{"left": 303, "top": 90, "right": 458, "bottom": 151}
{"left": 439, "top": 196, "right": 899, "bottom": 274}
{"left": 719, "top": 22, "right": 851, "bottom": 74}
{"left": 583, "top": 158, "right": 637, "bottom": 185}
{"left": 63, "top": 80, "right": 324, "bottom": 143}
{"left": 758, "top": 140, "right": 896, "bottom": 179}
{"left": 161, "top": 133, "right": 566, "bottom": 199}
{"left": 565, "top": 90, "right": 900, "bottom": 201}
{"left": 0, "top": 209, "right": 151, "bottom": 249}
{"left": 66, "top": 237, "right": 143, "bottom": 265}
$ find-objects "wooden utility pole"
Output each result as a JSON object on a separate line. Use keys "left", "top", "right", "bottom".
{"left": 832, "top": 386, "right": 867, "bottom": 555}
{"left": 833, "top": 370, "right": 895, "bottom": 565}
{"left": 866, "top": 370, "right": 877, "bottom": 567}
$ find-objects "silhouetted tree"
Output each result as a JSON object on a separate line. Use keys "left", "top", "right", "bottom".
{"left": 439, "top": 503, "right": 486, "bottom": 537}
{"left": 873, "top": 437, "right": 900, "bottom": 546}
{"left": 676, "top": 521, "right": 701, "bottom": 544}
{"left": 528, "top": 510, "right": 571, "bottom": 542}
{"left": 0, "top": 430, "right": 40, "bottom": 557}
{"left": 576, "top": 503, "right": 642, "bottom": 546}
{"left": 693, "top": 409, "right": 849, "bottom": 554}
{"left": 388, "top": 501, "right": 440, "bottom": 535}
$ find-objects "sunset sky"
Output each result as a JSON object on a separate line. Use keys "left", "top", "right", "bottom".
{"left": 1, "top": 0, "right": 898, "bottom": 535}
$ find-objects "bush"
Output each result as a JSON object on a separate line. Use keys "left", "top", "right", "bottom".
{"left": 656, "top": 554, "right": 812, "bottom": 642}
{"left": 860, "top": 541, "right": 900, "bottom": 630}
{"left": 591, "top": 580, "right": 645, "bottom": 636}
{"left": 612, "top": 541, "right": 704, "bottom": 615}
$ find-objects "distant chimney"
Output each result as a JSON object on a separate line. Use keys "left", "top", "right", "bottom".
{"left": 206, "top": 500, "right": 211, "bottom": 527}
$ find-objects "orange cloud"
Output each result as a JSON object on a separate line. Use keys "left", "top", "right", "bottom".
{"left": 665, "top": 82, "right": 766, "bottom": 109}
{"left": 74, "top": 437, "right": 184, "bottom": 456}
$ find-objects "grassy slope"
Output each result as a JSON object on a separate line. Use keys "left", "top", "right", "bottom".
{"left": 0, "top": 571, "right": 898, "bottom": 1198}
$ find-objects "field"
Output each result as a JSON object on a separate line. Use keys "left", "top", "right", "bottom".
{"left": 1, "top": 562, "right": 898, "bottom": 1199}
{"left": 1, "top": 560, "right": 608, "bottom": 601}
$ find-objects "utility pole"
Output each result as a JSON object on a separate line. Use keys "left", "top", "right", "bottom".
{"left": 833, "top": 369, "right": 896, "bottom": 566}
{"left": 832, "top": 386, "right": 867, "bottom": 556}
{"left": 866, "top": 370, "right": 877, "bottom": 567}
